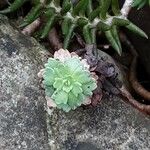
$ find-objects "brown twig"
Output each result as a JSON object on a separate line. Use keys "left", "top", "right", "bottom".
{"left": 120, "top": 32, "right": 150, "bottom": 101}
{"left": 120, "top": 86, "right": 150, "bottom": 115}
{"left": 21, "top": 0, "right": 47, "bottom": 36}
{"left": 48, "top": 28, "right": 63, "bottom": 50}
{"left": 75, "top": 33, "right": 85, "bottom": 48}
{"left": 22, "top": 18, "right": 41, "bottom": 35}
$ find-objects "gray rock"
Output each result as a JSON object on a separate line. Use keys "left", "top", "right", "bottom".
{"left": 47, "top": 96, "right": 150, "bottom": 150}
{"left": 0, "top": 15, "right": 49, "bottom": 150}
{"left": 75, "top": 142, "right": 99, "bottom": 150}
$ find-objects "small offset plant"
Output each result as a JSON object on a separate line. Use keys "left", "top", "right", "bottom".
{"left": 0, "top": 0, "right": 148, "bottom": 55}
{"left": 42, "top": 49, "right": 97, "bottom": 112}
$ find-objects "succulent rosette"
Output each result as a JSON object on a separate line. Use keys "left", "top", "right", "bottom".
{"left": 43, "top": 49, "right": 97, "bottom": 112}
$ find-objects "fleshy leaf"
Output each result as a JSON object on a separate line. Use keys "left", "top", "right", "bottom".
{"left": 53, "top": 78, "right": 64, "bottom": 89}
{"left": 52, "top": 90, "right": 68, "bottom": 104}
{"left": 82, "top": 80, "right": 97, "bottom": 96}
{"left": 72, "top": 82, "right": 83, "bottom": 96}
{"left": 45, "top": 86, "right": 55, "bottom": 97}
{"left": 43, "top": 68, "right": 55, "bottom": 85}
{"left": 68, "top": 92, "right": 78, "bottom": 108}
{"left": 126, "top": 22, "right": 148, "bottom": 39}
{"left": 57, "top": 103, "right": 71, "bottom": 112}
{"left": 74, "top": 72, "right": 91, "bottom": 84}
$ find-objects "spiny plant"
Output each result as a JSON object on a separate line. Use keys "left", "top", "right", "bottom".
{"left": 0, "top": 0, "right": 148, "bottom": 55}
{"left": 43, "top": 49, "right": 97, "bottom": 112}
{"left": 132, "top": 0, "right": 150, "bottom": 9}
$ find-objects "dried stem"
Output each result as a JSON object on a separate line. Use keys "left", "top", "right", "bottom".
{"left": 22, "top": 18, "right": 41, "bottom": 35}
{"left": 120, "top": 32, "right": 150, "bottom": 101}
{"left": 48, "top": 28, "right": 63, "bottom": 50}
{"left": 120, "top": 86, "right": 150, "bottom": 115}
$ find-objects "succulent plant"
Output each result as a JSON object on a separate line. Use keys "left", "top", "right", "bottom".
{"left": 0, "top": 0, "right": 148, "bottom": 55}
{"left": 132, "top": 0, "right": 150, "bottom": 9}
{"left": 43, "top": 49, "right": 97, "bottom": 112}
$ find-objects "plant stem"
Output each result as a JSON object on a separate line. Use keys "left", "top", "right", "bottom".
{"left": 121, "top": 0, "right": 133, "bottom": 18}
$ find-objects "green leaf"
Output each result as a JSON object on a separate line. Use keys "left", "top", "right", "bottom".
{"left": 112, "top": 17, "right": 130, "bottom": 26}
{"left": 75, "top": 73, "right": 91, "bottom": 84}
{"left": 132, "top": 0, "right": 143, "bottom": 7}
{"left": 53, "top": 78, "right": 64, "bottom": 89}
{"left": 61, "top": 0, "right": 72, "bottom": 14}
{"left": 126, "top": 22, "right": 148, "bottom": 39}
{"left": 57, "top": 103, "right": 71, "bottom": 112}
{"left": 86, "top": 0, "right": 93, "bottom": 16}
{"left": 46, "top": 58, "right": 60, "bottom": 68}
{"left": 63, "top": 85, "right": 73, "bottom": 93}
{"left": 43, "top": 68, "right": 55, "bottom": 86}
{"left": 111, "top": 0, "right": 120, "bottom": 15}
{"left": 97, "top": 21, "right": 111, "bottom": 31}
{"left": 83, "top": 24, "right": 92, "bottom": 44}
{"left": 52, "top": 90, "right": 68, "bottom": 105}
{"left": 62, "top": 17, "right": 72, "bottom": 35}
{"left": 100, "top": 0, "right": 111, "bottom": 19}
{"left": 77, "top": 93, "right": 86, "bottom": 105}
{"left": 82, "top": 81, "right": 97, "bottom": 96}
{"left": 132, "top": 0, "right": 148, "bottom": 9}
{"left": 63, "top": 23, "right": 76, "bottom": 49}
{"left": 105, "top": 29, "right": 122, "bottom": 55}
{"left": 0, "top": 0, "right": 28, "bottom": 14}
{"left": 40, "top": 15, "right": 56, "bottom": 39}
{"left": 89, "top": 6, "right": 101, "bottom": 21}
{"left": 73, "top": 0, "right": 88, "bottom": 16}
{"left": 65, "top": 57, "right": 82, "bottom": 72}
{"left": 45, "top": 86, "right": 55, "bottom": 97}
{"left": 111, "top": 26, "right": 122, "bottom": 55}
{"left": 20, "top": 3, "right": 42, "bottom": 27}
{"left": 77, "top": 18, "right": 88, "bottom": 27}
{"left": 68, "top": 92, "right": 78, "bottom": 108}
{"left": 72, "top": 82, "right": 83, "bottom": 96}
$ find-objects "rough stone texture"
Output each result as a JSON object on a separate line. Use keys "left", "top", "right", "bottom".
{"left": 48, "top": 96, "right": 150, "bottom": 150}
{"left": 0, "top": 15, "right": 49, "bottom": 150}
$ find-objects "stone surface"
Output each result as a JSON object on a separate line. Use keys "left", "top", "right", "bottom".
{"left": 48, "top": 96, "right": 150, "bottom": 150}
{"left": 0, "top": 15, "right": 49, "bottom": 150}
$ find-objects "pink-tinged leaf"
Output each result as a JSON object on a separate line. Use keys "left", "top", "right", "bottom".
{"left": 46, "top": 96, "right": 57, "bottom": 108}
{"left": 54, "top": 49, "right": 71, "bottom": 62}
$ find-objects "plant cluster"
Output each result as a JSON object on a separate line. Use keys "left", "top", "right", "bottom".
{"left": 0, "top": 0, "right": 148, "bottom": 55}
{"left": 43, "top": 49, "right": 97, "bottom": 112}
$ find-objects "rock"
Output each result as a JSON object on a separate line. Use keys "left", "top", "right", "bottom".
{"left": 128, "top": 7, "right": 150, "bottom": 76}
{"left": 47, "top": 96, "right": 150, "bottom": 150}
{"left": 0, "top": 15, "right": 49, "bottom": 150}
{"left": 75, "top": 142, "right": 99, "bottom": 150}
